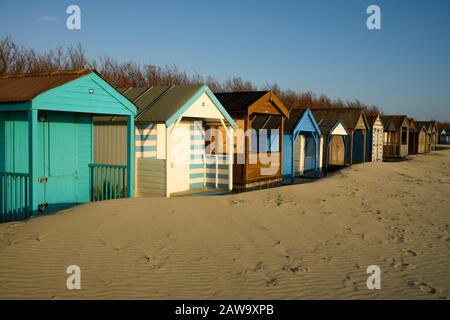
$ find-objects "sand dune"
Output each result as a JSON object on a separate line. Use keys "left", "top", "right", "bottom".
{"left": 1, "top": 149, "right": 450, "bottom": 299}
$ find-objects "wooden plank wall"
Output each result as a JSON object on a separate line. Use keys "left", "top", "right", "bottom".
{"left": 136, "top": 158, "right": 166, "bottom": 197}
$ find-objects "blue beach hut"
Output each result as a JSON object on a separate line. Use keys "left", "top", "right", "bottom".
{"left": 282, "top": 108, "right": 321, "bottom": 183}
{"left": 0, "top": 70, "right": 136, "bottom": 222}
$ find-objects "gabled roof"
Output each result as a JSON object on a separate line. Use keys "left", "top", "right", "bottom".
{"left": 317, "top": 118, "right": 348, "bottom": 136}
{"left": 416, "top": 121, "right": 437, "bottom": 133}
{"left": 365, "top": 113, "right": 381, "bottom": 128}
{"left": 380, "top": 115, "right": 409, "bottom": 130}
{"left": 97, "top": 85, "right": 236, "bottom": 128}
{"left": 215, "top": 91, "right": 289, "bottom": 118}
{"left": 0, "top": 70, "right": 93, "bottom": 104}
{"left": 310, "top": 108, "right": 367, "bottom": 130}
{"left": 284, "top": 108, "right": 320, "bottom": 135}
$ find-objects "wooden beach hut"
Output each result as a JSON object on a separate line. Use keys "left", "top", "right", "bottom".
{"left": 413, "top": 122, "right": 428, "bottom": 154}
{"left": 215, "top": 91, "right": 289, "bottom": 191}
{"left": 311, "top": 108, "right": 367, "bottom": 165}
{"left": 408, "top": 118, "right": 417, "bottom": 155}
{"left": 282, "top": 108, "right": 321, "bottom": 183}
{"left": 365, "top": 114, "right": 384, "bottom": 162}
{"left": 0, "top": 70, "right": 137, "bottom": 222}
{"left": 380, "top": 115, "right": 410, "bottom": 160}
{"left": 429, "top": 121, "right": 438, "bottom": 151}
{"left": 415, "top": 121, "right": 438, "bottom": 152}
{"left": 95, "top": 85, "right": 237, "bottom": 197}
{"left": 313, "top": 116, "right": 349, "bottom": 174}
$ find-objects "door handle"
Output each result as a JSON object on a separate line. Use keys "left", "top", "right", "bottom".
{"left": 38, "top": 177, "right": 48, "bottom": 183}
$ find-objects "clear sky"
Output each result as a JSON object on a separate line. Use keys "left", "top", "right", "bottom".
{"left": 1, "top": 0, "right": 449, "bottom": 121}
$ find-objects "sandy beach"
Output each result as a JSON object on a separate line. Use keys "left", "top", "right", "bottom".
{"left": 0, "top": 149, "right": 449, "bottom": 300}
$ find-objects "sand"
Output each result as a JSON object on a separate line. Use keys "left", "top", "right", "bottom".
{"left": 0, "top": 149, "right": 449, "bottom": 300}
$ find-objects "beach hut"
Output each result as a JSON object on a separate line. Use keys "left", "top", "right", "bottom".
{"left": 439, "top": 127, "right": 450, "bottom": 144}
{"left": 94, "top": 85, "right": 236, "bottom": 197}
{"left": 215, "top": 91, "right": 289, "bottom": 191}
{"left": 0, "top": 70, "right": 136, "bottom": 222}
{"left": 415, "top": 121, "right": 438, "bottom": 152}
{"left": 408, "top": 118, "right": 417, "bottom": 155}
{"left": 413, "top": 123, "right": 428, "bottom": 154}
{"left": 282, "top": 108, "right": 321, "bottom": 183}
{"left": 314, "top": 116, "right": 349, "bottom": 174}
{"left": 429, "top": 121, "right": 438, "bottom": 151}
{"left": 312, "top": 108, "right": 368, "bottom": 165}
{"left": 365, "top": 114, "right": 384, "bottom": 162}
{"left": 380, "top": 115, "right": 410, "bottom": 160}
{"left": 416, "top": 121, "right": 432, "bottom": 153}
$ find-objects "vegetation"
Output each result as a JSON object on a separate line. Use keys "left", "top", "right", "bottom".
{"left": 0, "top": 37, "right": 381, "bottom": 113}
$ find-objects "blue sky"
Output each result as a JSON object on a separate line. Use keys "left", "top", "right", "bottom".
{"left": 1, "top": 0, "right": 449, "bottom": 121}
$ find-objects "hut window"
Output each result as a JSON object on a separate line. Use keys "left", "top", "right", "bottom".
{"left": 401, "top": 127, "right": 407, "bottom": 144}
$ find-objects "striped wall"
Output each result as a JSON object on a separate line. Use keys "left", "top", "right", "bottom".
{"left": 189, "top": 121, "right": 205, "bottom": 189}
{"left": 203, "top": 123, "right": 230, "bottom": 190}
{"left": 135, "top": 123, "right": 157, "bottom": 159}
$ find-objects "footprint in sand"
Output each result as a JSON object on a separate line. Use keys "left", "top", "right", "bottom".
{"left": 230, "top": 200, "right": 245, "bottom": 206}
{"left": 388, "top": 227, "right": 406, "bottom": 243}
{"left": 408, "top": 281, "right": 437, "bottom": 295}
{"left": 390, "top": 257, "right": 411, "bottom": 271}
{"left": 285, "top": 264, "right": 309, "bottom": 273}
{"left": 265, "top": 277, "right": 279, "bottom": 287}
{"left": 341, "top": 273, "right": 358, "bottom": 290}
{"left": 402, "top": 249, "right": 418, "bottom": 257}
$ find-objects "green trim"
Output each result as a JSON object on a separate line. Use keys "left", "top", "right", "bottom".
{"left": 165, "top": 85, "right": 237, "bottom": 129}
{"left": 127, "top": 115, "right": 135, "bottom": 197}
{"left": 0, "top": 102, "right": 32, "bottom": 111}
{"left": 32, "top": 73, "right": 137, "bottom": 115}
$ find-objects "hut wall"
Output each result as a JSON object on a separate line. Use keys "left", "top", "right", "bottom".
{"left": 371, "top": 122, "right": 384, "bottom": 162}
{"left": 136, "top": 158, "right": 166, "bottom": 196}
{"left": 94, "top": 123, "right": 127, "bottom": 165}
{"left": 319, "top": 136, "right": 324, "bottom": 170}
{"left": 293, "top": 135, "right": 305, "bottom": 175}
{"left": 417, "top": 131, "right": 426, "bottom": 154}
{"left": 0, "top": 111, "right": 29, "bottom": 174}
{"left": 351, "top": 129, "right": 365, "bottom": 164}
{"left": 328, "top": 135, "right": 346, "bottom": 166}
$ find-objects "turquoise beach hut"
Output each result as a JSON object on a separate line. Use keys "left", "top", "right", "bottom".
{"left": 282, "top": 108, "right": 321, "bottom": 183}
{"left": 0, "top": 70, "right": 136, "bottom": 222}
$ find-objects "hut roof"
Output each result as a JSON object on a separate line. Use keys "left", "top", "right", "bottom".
{"left": 380, "top": 115, "right": 409, "bottom": 131}
{"left": 215, "top": 91, "right": 289, "bottom": 118}
{"left": 416, "top": 121, "right": 437, "bottom": 133}
{"left": 0, "top": 69, "right": 93, "bottom": 104}
{"left": 95, "top": 85, "right": 236, "bottom": 128}
{"left": 311, "top": 108, "right": 366, "bottom": 130}
{"left": 284, "top": 108, "right": 307, "bottom": 133}
{"left": 214, "top": 91, "right": 268, "bottom": 113}
{"left": 365, "top": 113, "right": 381, "bottom": 128}
{"left": 316, "top": 118, "right": 347, "bottom": 135}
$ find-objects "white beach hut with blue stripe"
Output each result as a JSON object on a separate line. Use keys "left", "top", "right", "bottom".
{"left": 94, "top": 85, "right": 236, "bottom": 197}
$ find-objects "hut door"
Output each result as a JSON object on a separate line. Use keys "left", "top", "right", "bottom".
{"left": 352, "top": 130, "right": 364, "bottom": 164}
{"left": 293, "top": 135, "right": 305, "bottom": 175}
{"left": 37, "top": 113, "right": 78, "bottom": 211}
{"left": 304, "top": 136, "right": 315, "bottom": 173}
{"left": 169, "top": 123, "right": 190, "bottom": 193}
{"left": 328, "top": 135, "right": 345, "bottom": 166}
